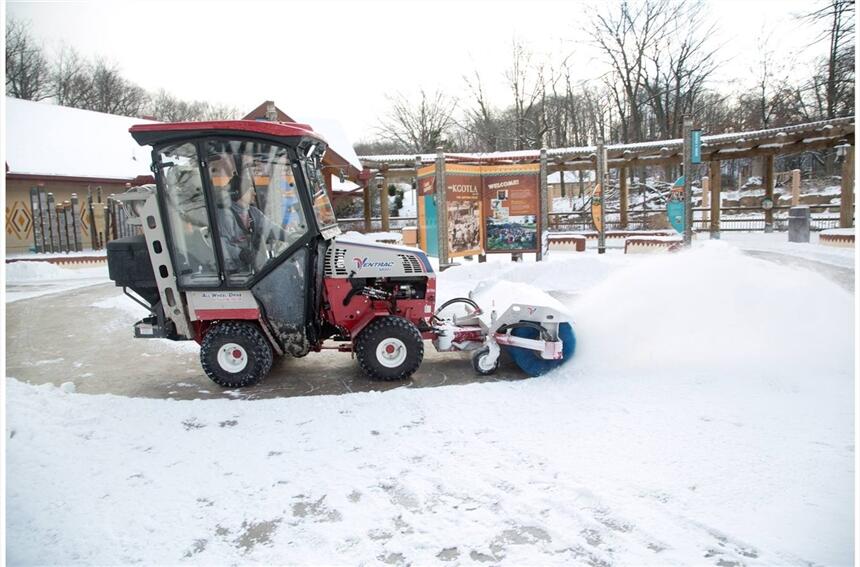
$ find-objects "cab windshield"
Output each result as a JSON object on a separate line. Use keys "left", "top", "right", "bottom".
{"left": 300, "top": 143, "right": 339, "bottom": 236}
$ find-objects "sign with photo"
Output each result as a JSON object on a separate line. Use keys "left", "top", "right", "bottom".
{"left": 480, "top": 164, "right": 540, "bottom": 253}
{"left": 444, "top": 165, "right": 483, "bottom": 257}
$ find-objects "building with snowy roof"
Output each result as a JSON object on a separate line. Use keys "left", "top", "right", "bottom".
{"left": 5, "top": 97, "right": 157, "bottom": 253}
{"left": 5, "top": 97, "right": 363, "bottom": 254}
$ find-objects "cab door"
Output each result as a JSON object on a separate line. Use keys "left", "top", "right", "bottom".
{"left": 202, "top": 138, "right": 314, "bottom": 354}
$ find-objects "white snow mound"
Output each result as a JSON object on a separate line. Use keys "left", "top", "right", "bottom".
{"left": 569, "top": 241, "right": 853, "bottom": 377}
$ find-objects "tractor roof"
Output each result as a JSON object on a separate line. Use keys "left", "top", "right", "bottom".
{"left": 129, "top": 120, "right": 328, "bottom": 147}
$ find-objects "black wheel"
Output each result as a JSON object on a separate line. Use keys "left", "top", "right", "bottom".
{"left": 200, "top": 321, "right": 274, "bottom": 388}
{"left": 355, "top": 316, "right": 424, "bottom": 381}
{"left": 471, "top": 347, "right": 499, "bottom": 376}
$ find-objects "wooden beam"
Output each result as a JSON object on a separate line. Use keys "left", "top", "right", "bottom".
{"left": 840, "top": 146, "right": 854, "bottom": 228}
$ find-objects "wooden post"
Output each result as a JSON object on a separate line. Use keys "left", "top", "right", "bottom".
{"left": 62, "top": 201, "right": 72, "bottom": 252}
{"left": 362, "top": 179, "right": 372, "bottom": 233}
{"left": 414, "top": 156, "right": 423, "bottom": 249}
{"left": 791, "top": 169, "right": 801, "bottom": 207}
{"left": 764, "top": 154, "right": 774, "bottom": 233}
{"left": 682, "top": 116, "right": 693, "bottom": 245}
{"left": 701, "top": 176, "right": 710, "bottom": 226}
{"left": 619, "top": 167, "right": 628, "bottom": 229}
{"left": 380, "top": 168, "right": 390, "bottom": 232}
{"left": 538, "top": 147, "right": 548, "bottom": 261}
{"left": 29, "top": 187, "right": 43, "bottom": 253}
{"left": 840, "top": 146, "right": 854, "bottom": 228}
{"left": 559, "top": 163, "right": 566, "bottom": 198}
{"left": 46, "top": 192, "right": 57, "bottom": 253}
{"left": 710, "top": 160, "right": 721, "bottom": 238}
{"left": 87, "top": 186, "right": 97, "bottom": 250}
{"left": 579, "top": 170, "right": 585, "bottom": 198}
{"left": 70, "top": 193, "right": 82, "bottom": 251}
{"left": 596, "top": 139, "right": 607, "bottom": 254}
{"left": 435, "top": 147, "right": 450, "bottom": 268}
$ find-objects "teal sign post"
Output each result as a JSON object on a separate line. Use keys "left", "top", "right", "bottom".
{"left": 690, "top": 129, "right": 702, "bottom": 164}
{"left": 667, "top": 175, "right": 686, "bottom": 233}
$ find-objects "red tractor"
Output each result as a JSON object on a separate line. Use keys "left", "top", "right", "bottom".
{"left": 106, "top": 120, "right": 575, "bottom": 388}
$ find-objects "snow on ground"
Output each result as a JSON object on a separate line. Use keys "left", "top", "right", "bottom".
{"left": 4, "top": 261, "right": 110, "bottom": 303}
{"left": 5, "top": 237, "right": 856, "bottom": 565}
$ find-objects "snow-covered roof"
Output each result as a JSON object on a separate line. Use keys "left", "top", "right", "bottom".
{"left": 6, "top": 97, "right": 156, "bottom": 180}
{"left": 330, "top": 177, "right": 361, "bottom": 193}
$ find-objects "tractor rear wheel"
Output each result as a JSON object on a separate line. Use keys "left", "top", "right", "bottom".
{"left": 355, "top": 316, "right": 424, "bottom": 381}
{"left": 200, "top": 321, "right": 273, "bottom": 388}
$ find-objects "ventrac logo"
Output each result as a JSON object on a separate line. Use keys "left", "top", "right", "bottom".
{"left": 353, "top": 257, "right": 395, "bottom": 271}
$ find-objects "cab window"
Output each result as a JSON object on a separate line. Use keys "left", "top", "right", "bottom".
{"left": 300, "top": 144, "right": 338, "bottom": 232}
{"left": 157, "top": 142, "right": 220, "bottom": 287}
{"left": 205, "top": 139, "right": 308, "bottom": 286}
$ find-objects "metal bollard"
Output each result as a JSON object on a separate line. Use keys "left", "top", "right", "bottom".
{"left": 788, "top": 206, "right": 810, "bottom": 243}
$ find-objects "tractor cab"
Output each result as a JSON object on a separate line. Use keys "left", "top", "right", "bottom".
{"left": 110, "top": 121, "right": 342, "bottom": 367}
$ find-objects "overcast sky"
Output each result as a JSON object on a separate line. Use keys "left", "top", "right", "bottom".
{"left": 7, "top": 0, "right": 824, "bottom": 144}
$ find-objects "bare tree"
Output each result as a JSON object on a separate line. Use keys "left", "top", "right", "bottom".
{"left": 51, "top": 45, "right": 92, "bottom": 108}
{"left": 460, "top": 70, "right": 502, "bottom": 152}
{"left": 86, "top": 58, "right": 147, "bottom": 116}
{"left": 148, "top": 90, "right": 202, "bottom": 121}
{"left": 587, "top": 0, "right": 677, "bottom": 143}
{"left": 377, "top": 89, "right": 457, "bottom": 153}
{"left": 504, "top": 39, "right": 548, "bottom": 150}
{"left": 198, "top": 102, "right": 239, "bottom": 121}
{"left": 643, "top": 1, "right": 719, "bottom": 140}
{"left": 803, "top": 0, "right": 855, "bottom": 119}
{"left": 5, "top": 18, "right": 51, "bottom": 101}
{"left": 735, "top": 36, "right": 805, "bottom": 130}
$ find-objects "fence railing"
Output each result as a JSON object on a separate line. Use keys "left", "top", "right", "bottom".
{"left": 548, "top": 204, "right": 844, "bottom": 233}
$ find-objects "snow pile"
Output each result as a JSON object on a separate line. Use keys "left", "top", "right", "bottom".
{"left": 5, "top": 261, "right": 110, "bottom": 303}
{"left": 821, "top": 228, "right": 855, "bottom": 236}
{"left": 571, "top": 241, "right": 853, "bottom": 376}
{"left": 5, "top": 261, "right": 78, "bottom": 282}
{"left": 438, "top": 252, "right": 631, "bottom": 306}
{"left": 338, "top": 230, "right": 403, "bottom": 243}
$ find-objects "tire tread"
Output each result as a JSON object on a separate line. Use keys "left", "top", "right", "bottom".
{"left": 355, "top": 316, "right": 424, "bottom": 381}
{"left": 200, "top": 321, "right": 274, "bottom": 388}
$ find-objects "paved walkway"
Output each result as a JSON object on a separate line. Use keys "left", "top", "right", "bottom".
{"left": 6, "top": 283, "right": 529, "bottom": 400}
{"left": 741, "top": 249, "right": 855, "bottom": 292}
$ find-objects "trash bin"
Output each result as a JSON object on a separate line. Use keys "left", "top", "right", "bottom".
{"left": 788, "top": 206, "right": 810, "bottom": 243}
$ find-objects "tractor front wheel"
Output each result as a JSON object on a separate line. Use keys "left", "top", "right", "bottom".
{"left": 355, "top": 316, "right": 424, "bottom": 381}
{"left": 200, "top": 321, "right": 274, "bottom": 388}
{"left": 471, "top": 346, "right": 500, "bottom": 376}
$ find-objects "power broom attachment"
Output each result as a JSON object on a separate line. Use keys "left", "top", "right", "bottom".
{"left": 430, "top": 297, "right": 576, "bottom": 377}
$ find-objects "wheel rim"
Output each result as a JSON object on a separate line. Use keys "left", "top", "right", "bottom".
{"left": 376, "top": 338, "right": 407, "bottom": 368}
{"left": 217, "top": 342, "right": 248, "bottom": 374}
{"left": 478, "top": 352, "right": 496, "bottom": 372}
